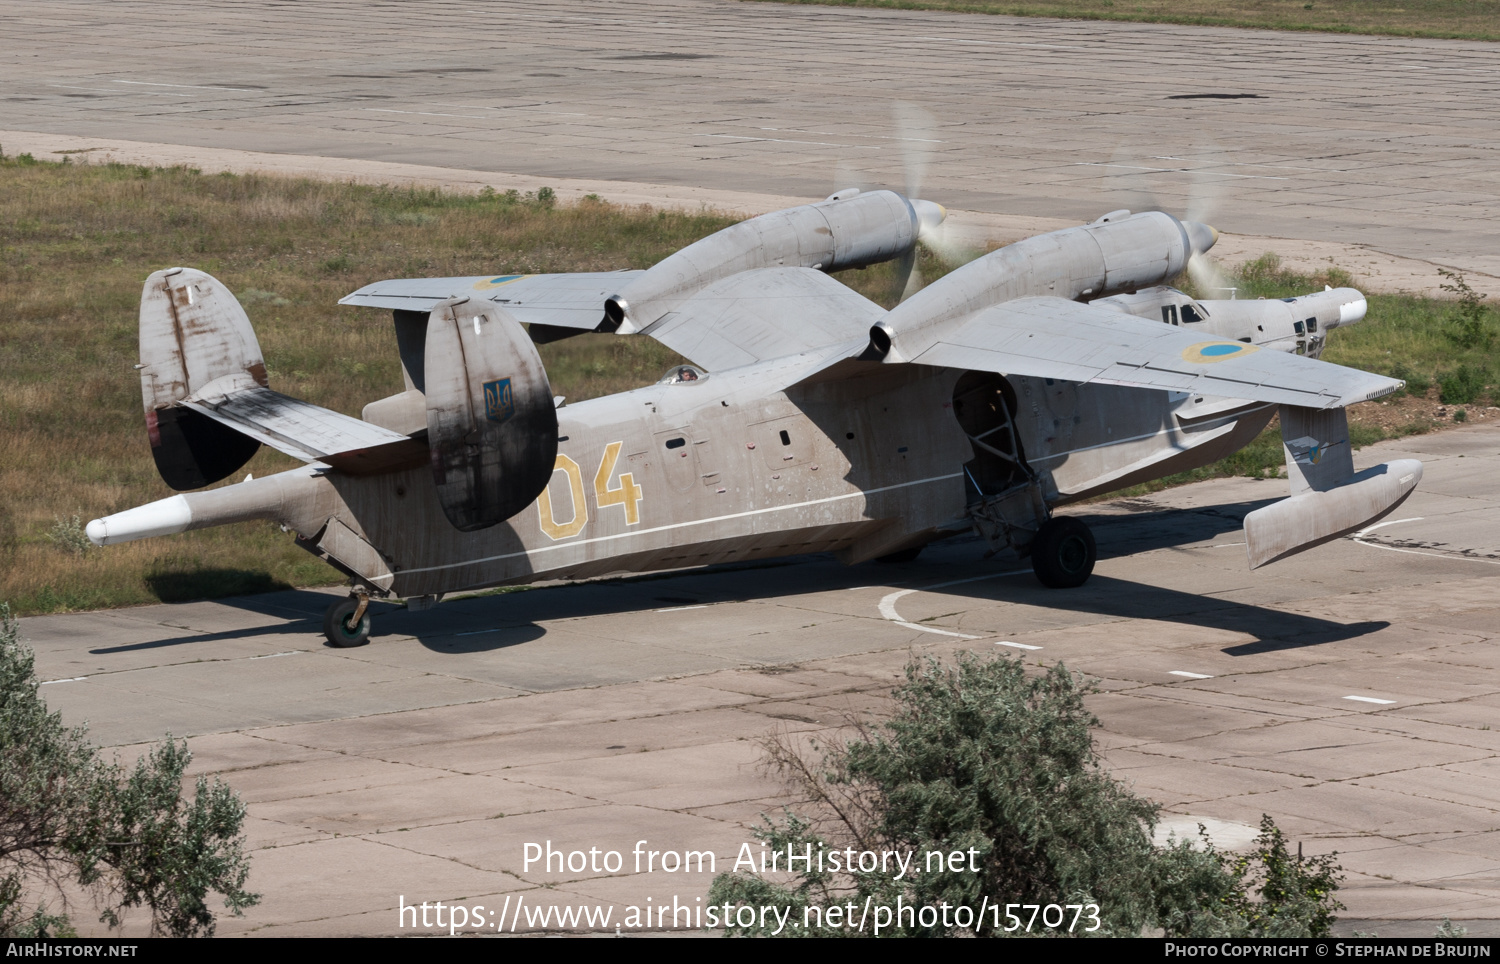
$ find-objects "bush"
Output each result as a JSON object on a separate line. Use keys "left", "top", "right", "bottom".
{"left": 1231, "top": 253, "right": 1353, "bottom": 299}
{"left": 1438, "top": 364, "right": 1489, "bottom": 405}
{"left": 0, "top": 603, "right": 258, "bottom": 936}
{"left": 48, "top": 516, "right": 91, "bottom": 556}
{"left": 1438, "top": 270, "right": 1494, "bottom": 350}
{"left": 709, "top": 653, "right": 1343, "bottom": 937}
{"left": 1387, "top": 362, "right": 1431, "bottom": 399}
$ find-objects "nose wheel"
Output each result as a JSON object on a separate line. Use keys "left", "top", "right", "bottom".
{"left": 1030, "top": 517, "right": 1096, "bottom": 589}
{"left": 323, "top": 593, "right": 372, "bottom": 647}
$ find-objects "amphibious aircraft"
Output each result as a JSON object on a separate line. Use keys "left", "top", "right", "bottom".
{"left": 87, "top": 190, "right": 1420, "bottom": 646}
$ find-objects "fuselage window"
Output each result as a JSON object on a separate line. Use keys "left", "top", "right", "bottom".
{"left": 779, "top": 429, "right": 792, "bottom": 446}
{"left": 1306, "top": 317, "right": 1318, "bottom": 333}
{"left": 665, "top": 437, "right": 686, "bottom": 449}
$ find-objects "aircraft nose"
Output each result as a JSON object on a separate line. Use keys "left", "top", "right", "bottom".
{"left": 1184, "top": 220, "right": 1218, "bottom": 255}
{"left": 911, "top": 199, "right": 946, "bottom": 239}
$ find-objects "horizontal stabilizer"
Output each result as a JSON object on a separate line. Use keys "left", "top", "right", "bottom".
{"left": 1244, "top": 459, "right": 1422, "bottom": 569}
{"left": 340, "top": 271, "right": 643, "bottom": 331}
{"left": 179, "top": 384, "right": 422, "bottom": 474}
{"left": 907, "top": 296, "right": 1401, "bottom": 410}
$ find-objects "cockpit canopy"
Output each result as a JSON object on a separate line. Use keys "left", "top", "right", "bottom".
{"left": 659, "top": 365, "right": 708, "bottom": 384}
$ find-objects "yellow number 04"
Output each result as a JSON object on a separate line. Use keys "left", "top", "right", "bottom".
{"left": 537, "top": 442, "right": 643, "bottom": 541}
{"left": 594, "top": 441, "right": 643, "bottom": 525}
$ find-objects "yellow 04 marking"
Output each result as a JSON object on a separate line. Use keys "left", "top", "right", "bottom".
{"left": 594, "top": 440, "right": 644, "bottom": 526}
{"left": 537, "top": 454, "right": 588, "bottom": 540}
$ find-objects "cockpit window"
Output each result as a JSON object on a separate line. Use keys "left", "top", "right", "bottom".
{"left": 1181, "top": 304, "right": 1203, "bottom": 324}
{"left": 658, "top": 365, "right": 707, "bottom": 384}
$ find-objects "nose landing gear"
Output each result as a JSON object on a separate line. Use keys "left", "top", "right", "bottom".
{"left": 323, "top": 591, "right": 372, "bottom": 647}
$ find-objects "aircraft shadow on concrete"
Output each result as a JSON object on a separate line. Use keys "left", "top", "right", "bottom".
{"left": 1071, "top": 496, "right": 1279, "bottom": 560}
{"left": 90, "top": 499, "right": 1377, "bottom": 658}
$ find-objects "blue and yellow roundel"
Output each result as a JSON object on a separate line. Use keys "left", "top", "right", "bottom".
{"left": 1182, "top": 341, "right": 1259, "bottom": 364}
{"left": 472, "top": 274, "right": 531, "bottom": 291}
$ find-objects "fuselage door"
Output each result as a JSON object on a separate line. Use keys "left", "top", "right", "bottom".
{"left": 654, "top": 429, "right": 698, "bottom": 493}
{"left": 751, "top": 416, "right": 816, "bottom": 470}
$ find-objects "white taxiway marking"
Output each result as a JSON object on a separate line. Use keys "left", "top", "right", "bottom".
{"left": 39, "top": 677, "right": 88, "bottom": 685}
{"left": 248, "top": 651, "right": 302, "bottom": 660}
{"left": 995, "top": 641, "right": 1042, "bottom": 651}
{"left": 1351, "top": 517, "right": 1500, "bottom": 566}
{"left": 1358, "top": 518, "right": 1423, "bottom": 535}
{"left": 1344, "top": 696, "right": 1396, "bottom": 705}
{"left": 1170, "top": 671, "right": 1214, "bottom": 679}
{"left": 654, "top": 605, "right": 708, "bottom": 612}
{"left": 877, "top": 570, "right": 1030, "bottom": 640}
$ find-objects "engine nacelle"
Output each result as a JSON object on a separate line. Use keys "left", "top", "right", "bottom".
{"left": 875, "top": 211, "right": 1209, "bottom": 362}
{"left": 424, "top": 297, "right": 558, "bottom": 532}
{"left": 606, "top": 190, "right": 927, "bottom": 333}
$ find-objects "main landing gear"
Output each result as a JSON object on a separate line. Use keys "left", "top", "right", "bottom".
{"left": 1029, "top": 516, "right": 1097, "bottom": 589}
{"left": 323, "top": 592, "right": 372, "bottom": 647}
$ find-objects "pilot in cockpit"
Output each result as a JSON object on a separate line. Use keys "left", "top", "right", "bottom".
{"left": 660, "top": 365, "right": 706, "bottom": 384}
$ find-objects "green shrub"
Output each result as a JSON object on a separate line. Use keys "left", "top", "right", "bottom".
{"left": 1438, "top": 365, "right": 1489, "bottom": 405}
{"left": 48, "top": 516, "right": 92, "bottom": 556}
{"left": 1387, "top": 362, "right": 1431, "bottom": 398}
{"left": 1438, "top": 270, "right": 1494, "bottom": 350}
{"left": 709, "top": 653, "right": 1343, "bottom": 937}
{"left": 0, "top": 604, "right": 258, "bottom": 936}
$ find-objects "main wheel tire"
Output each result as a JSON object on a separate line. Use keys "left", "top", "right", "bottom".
{"left": 1030, "top": 517, "right": 1096, "bottom": 589}
{"left": 323, "top": 597, "right": 371, "bottom": 647}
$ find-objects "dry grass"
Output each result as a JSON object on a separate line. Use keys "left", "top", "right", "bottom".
{"left": 0, "top": 157, "right": 757, "bottom": 614}
{"left": 744, "top": 0, "right": 1500, "bottom": 42}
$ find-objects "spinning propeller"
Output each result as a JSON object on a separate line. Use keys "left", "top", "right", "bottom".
{"left": 1102, "top": 142, "right": 1231, "bottom": 297}
{"left": 825, "top": 102, "right": 978, "bottom": 304}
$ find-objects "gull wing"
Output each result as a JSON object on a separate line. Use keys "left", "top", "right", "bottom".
{"left": 908, "top": 296, "right": 1401, "bottom": 409}
{"left": 640, "top": 266, "right": 885, "bottom": 371}
{"left": 340, "top": 271, "right": 644, "bottom": 333}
